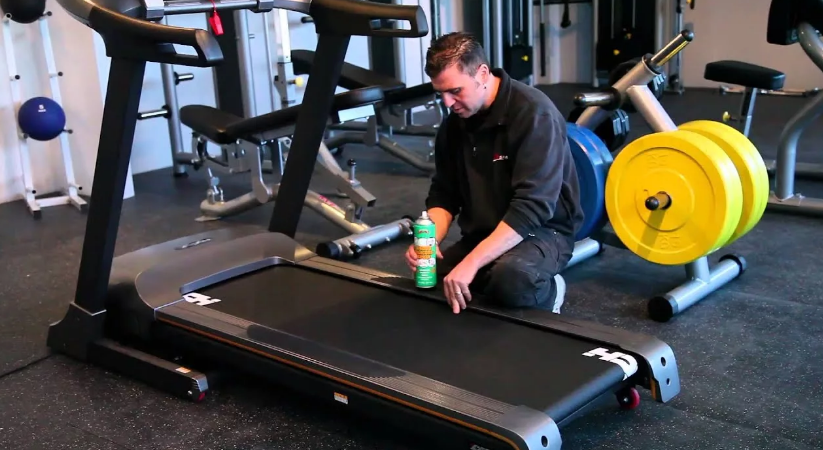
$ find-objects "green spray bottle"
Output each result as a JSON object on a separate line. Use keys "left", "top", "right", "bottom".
{"left": 413, "top": 211, "right": 437, "bottom": 289}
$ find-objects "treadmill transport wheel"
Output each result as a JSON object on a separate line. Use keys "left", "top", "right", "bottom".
{"left": 616, "top": 387, "right": 641, "bottom": 410}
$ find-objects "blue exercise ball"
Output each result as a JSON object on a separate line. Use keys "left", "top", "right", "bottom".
{"left": 18, "top": 97, "right": 66, "bottom": 141}
{"left": 0, "top": 0, "right": 46, "bottom": 24}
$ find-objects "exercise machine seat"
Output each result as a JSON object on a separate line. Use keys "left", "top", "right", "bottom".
{"left": 180, "top": 86, "right": 384, "bottom": 144}
{"left": 291, "top": 49, "right": 406, "bottom": 94}
{"left": 704, "top": 60, "right": 786, "bottom": 90}
{"left": 385, "top": 81, "right": 436, "bottom": 103}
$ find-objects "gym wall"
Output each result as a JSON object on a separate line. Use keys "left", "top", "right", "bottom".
{"left": 528, "top": 0, "right": 823, "bottom": 90}
{"left": 0, "top": 3, "right": 128, "bottom": 206}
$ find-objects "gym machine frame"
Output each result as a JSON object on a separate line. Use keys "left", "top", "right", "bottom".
{"left": 763, "top": 21, "right": 823, "bottom": 216}
{"left": 464, "top": 0, "right": 534, "bottom": 85}
{"left": 191, "top": 100, "right": 415, "bottom": 260}
{"left": 2, "top": 11, "right": 86, "bottom": 218}
{"left": 133, "top": 9, "right": 413, "bottom": 259}
{"left": 314, "top": 0, "right": 446, "bottom": 175}
{"left": 590, "top": 0, "right": 690, "bottom": 93}
{"left": 209, "top": 8, "right": 414, "bottom": 259}
{"left": 572, "top": 30, "right": 747, "bottom": 322}
{"left": 716, "top": 19, "right": 823, "bottom": 217}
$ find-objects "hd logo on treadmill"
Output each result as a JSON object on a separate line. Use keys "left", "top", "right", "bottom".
{"left": 181, "top": 292, "right": 222, "bottom": 306}
{"left": 582, "top": 347, "right": 638, "bottom": 380}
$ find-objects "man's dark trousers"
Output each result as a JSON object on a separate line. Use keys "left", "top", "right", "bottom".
{"left": 436, "top": 228, "right": 575, "bottom": 310}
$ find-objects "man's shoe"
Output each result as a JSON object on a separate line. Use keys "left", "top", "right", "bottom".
{"left": 551, "top": 274, "right": 566, "bottom": 314}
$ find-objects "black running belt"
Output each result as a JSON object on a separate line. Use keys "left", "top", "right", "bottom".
{"left": 198, "top": 265, "right": 627, "bottom": 422}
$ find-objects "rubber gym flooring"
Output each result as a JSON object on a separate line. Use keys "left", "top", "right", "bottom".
{"left": 1, "top": 84, "right": 822, "bottom": 450}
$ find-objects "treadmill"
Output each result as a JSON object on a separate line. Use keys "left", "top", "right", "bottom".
{"left": 46, "top": 0, "right": 681, "bottom": 449}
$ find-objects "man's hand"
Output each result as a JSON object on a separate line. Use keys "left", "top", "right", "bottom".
{"left": 443, "top": 259, "right": 479, "bottom": 314}
{"left": 405, "top": 243, "right": 443, "bottom": 273}
{"left": 441, "top": 222, "right": 524, "bottom": 314}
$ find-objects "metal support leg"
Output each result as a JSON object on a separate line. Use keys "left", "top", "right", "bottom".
{"left": 648, "top": 255, "right": 746, "bottom": 322}
{"left": 766, "top": 91, "right": 823, "bottom": 215}
{"left": 737, "top": 87, "right": 757, "bottom": 137}
{"left": 197, "top": 141, "right": 274, "bottom": 221}
{"left": 325, "top": 117, "right": 436, "bottom": 174}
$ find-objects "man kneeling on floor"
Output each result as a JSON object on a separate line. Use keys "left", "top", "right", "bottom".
{"left": 404, "top": 31, "right": 584, "bottom": 315}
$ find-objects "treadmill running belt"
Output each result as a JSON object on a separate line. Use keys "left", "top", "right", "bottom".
{"left": 198, "top": 265, "right": 627, "bottom": 422}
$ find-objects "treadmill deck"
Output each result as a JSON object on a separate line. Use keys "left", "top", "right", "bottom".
{"left": 186, "top": 264, "right": 629, "bottom": 422}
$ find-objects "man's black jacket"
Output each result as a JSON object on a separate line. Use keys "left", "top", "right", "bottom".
{"left": 425, "top": 68, "right": 584, "bottom": 243}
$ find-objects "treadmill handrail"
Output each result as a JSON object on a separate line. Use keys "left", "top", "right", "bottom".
{"left": 89, "top": 7, "right": 223, "bottom": 67}
{"left": 55, "top": 0, "right": 427, "bottom": 65}
{"left": 309, "top": 0, "right": 428, "bottom": 38}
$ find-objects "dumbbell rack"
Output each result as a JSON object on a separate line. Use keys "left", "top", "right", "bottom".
{"left": 569, "top": 30, "right": 748, "bottom": 323}
{"left": 136, "top": 59, "right": 194, "bottom": 177}
{"left": 2, "top": 11, "right": 86, "bottom": 219}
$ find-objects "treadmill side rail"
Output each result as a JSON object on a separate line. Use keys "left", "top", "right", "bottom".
{"left": 301, "top": 256, "right": 682, "bottom": 404}
{"left": 89, "top": 338, "right": 209, "bottom": 401}
{"left": 158, "top": 303, "right": 562, "bottom": 450}
{"left": 498, "top": 406, "right": 563, "bottom": 450}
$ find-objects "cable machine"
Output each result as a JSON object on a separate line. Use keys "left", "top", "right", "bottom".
{"left": 463, "top": 0, "right": 535, "bottom": 85}
{"left": 591, "top": 0, "right": 693, "bottom": 92}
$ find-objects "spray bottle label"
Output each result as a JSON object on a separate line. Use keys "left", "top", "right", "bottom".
{"left": 414, "top": 220, "right": 437, "bottom": 289}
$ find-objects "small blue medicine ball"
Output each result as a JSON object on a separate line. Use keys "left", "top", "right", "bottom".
{"left": 18, "top": 97, "right": 66, "bottom": 141}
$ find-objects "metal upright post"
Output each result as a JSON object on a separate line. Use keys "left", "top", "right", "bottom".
{"left": 526, "top": 0, "right": 534, "bottom": 85}
{"left": 491, "top": 0, "right": 504, "bottom": 69}
{"left": 430, "top": 0, "right": 441, "bottom": 38}
{"left": 235, "top": 9, "right": 257, "bottom": 118}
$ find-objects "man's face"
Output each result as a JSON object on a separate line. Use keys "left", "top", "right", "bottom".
{"left": 430, "top": 63, "right": 489, "bottom": 119}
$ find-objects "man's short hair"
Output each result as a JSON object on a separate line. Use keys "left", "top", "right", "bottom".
{"left": 424, "top": 31, "right": 490, "bottom": 78}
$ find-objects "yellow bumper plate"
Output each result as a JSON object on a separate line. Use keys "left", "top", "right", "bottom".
{"left": 605, "top": 130, "right": 743, "bottom": 265}
{"left": 678, "top": 120, "right": 769, "bottom": 245}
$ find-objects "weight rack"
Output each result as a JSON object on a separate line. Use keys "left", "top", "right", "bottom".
{"left": 568, "top": 30, "right": 749, "bottom": 322}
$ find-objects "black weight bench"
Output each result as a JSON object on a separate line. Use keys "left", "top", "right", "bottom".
{"left": 704, "top": 60, "right": 786, "bottom": 136}
{"left": 176, "top": 86, "right": 385, "bottom": 222}
{"left": 385, "top": 81, "right": 436, "bottom": 105}
{"left": 291, "top": 49, "right": 442, "bottom": 173}
{"left": 181, "top": 86, "right": 384, "bottom": 145}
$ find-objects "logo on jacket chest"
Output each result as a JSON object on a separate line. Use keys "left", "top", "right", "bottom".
{"left": 466, "top": 132, "right": 508, "bottom": 162}
{"left": 467, "top": 143, "right": 508, "bottom": 162}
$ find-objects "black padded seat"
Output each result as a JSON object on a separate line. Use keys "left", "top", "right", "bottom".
{"left": 180, "top": 86, "right": 384, "bottom": 145}
{"left": 291, "top": 49, "right": 406, "bottom": 94}
{"left": 179, "top": 106, "right": 240, "bottom": 145}
{"left": 385, "top": 81, "right": 436, "bottom": 103}
{"left": 704, "top": 60, "right": 786, "bottom": 90}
